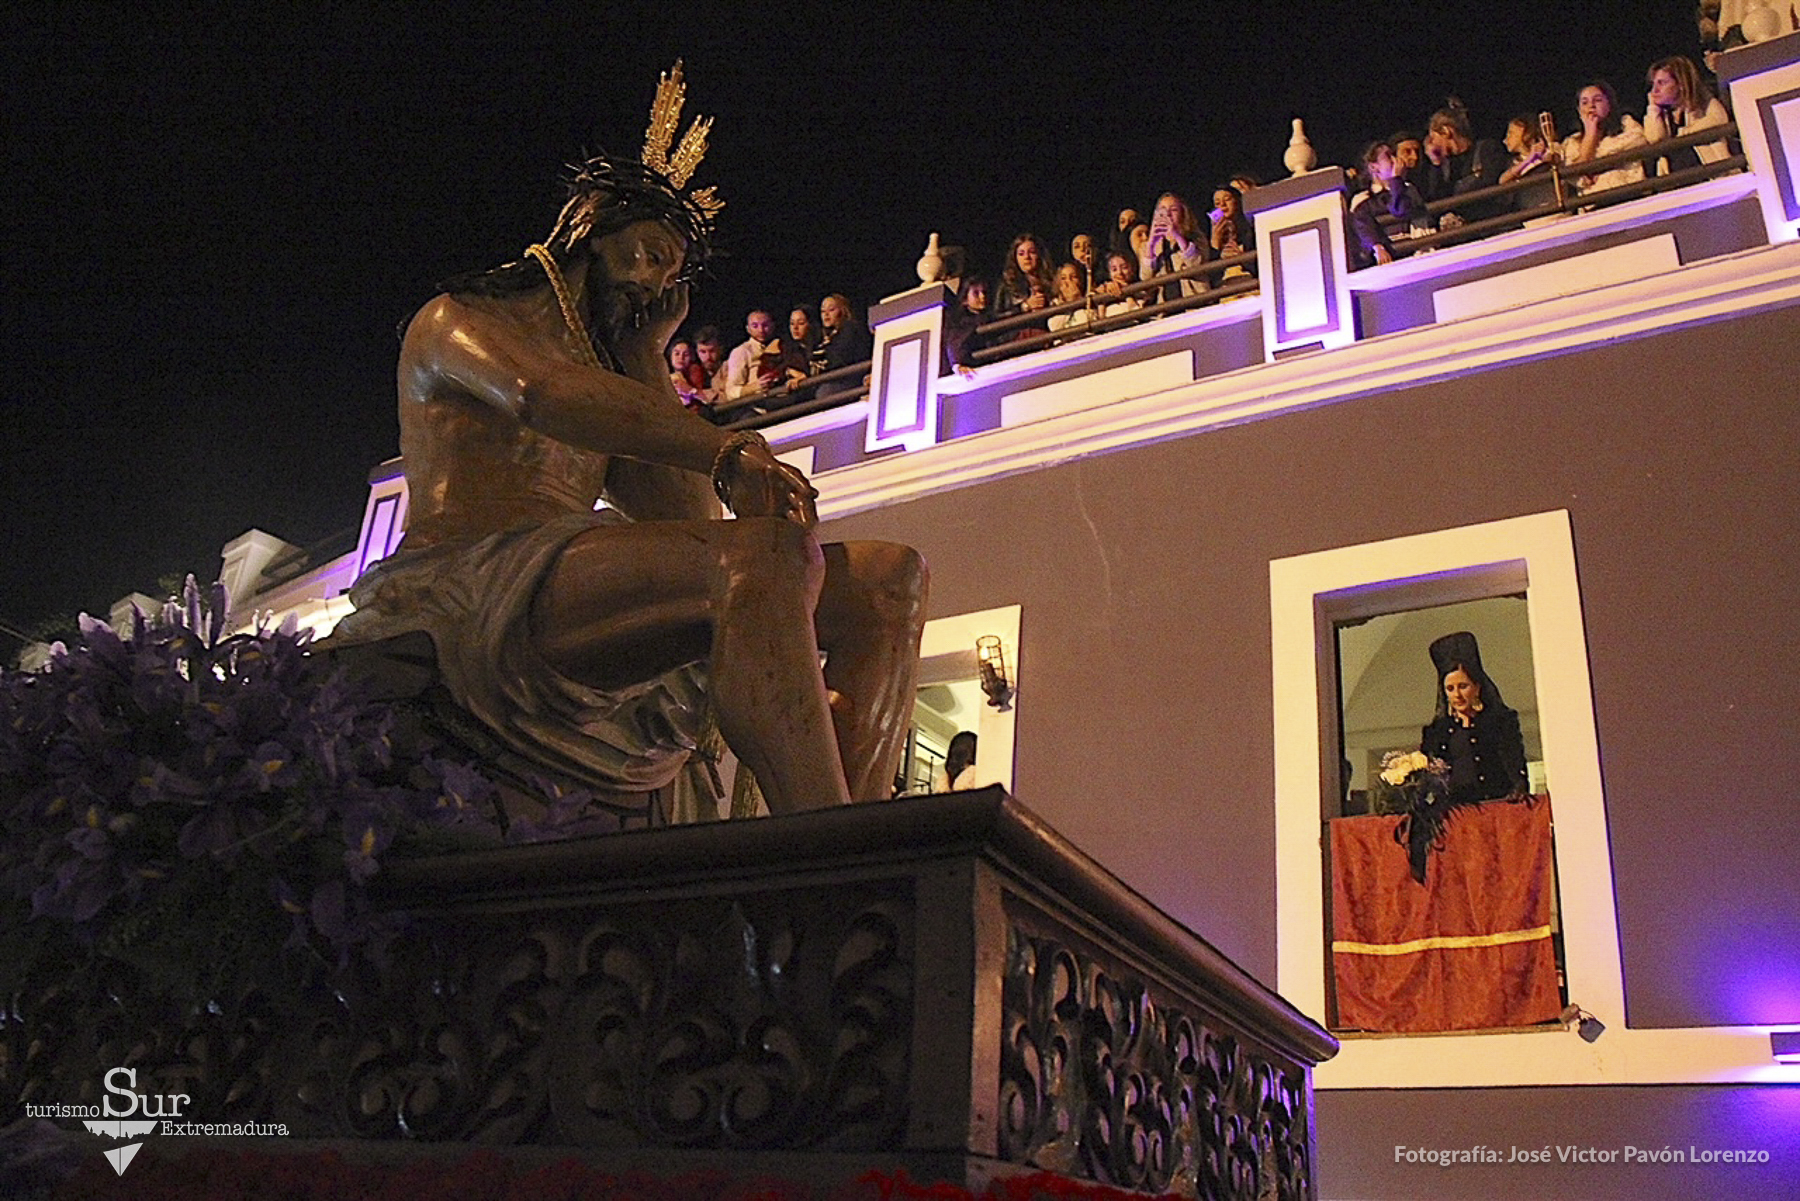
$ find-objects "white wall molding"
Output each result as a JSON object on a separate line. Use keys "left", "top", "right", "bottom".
{"left": 811, "top": 238, "right": 1800, "bottom": 524}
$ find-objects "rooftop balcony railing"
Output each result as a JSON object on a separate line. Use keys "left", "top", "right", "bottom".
{"left": 967, "top": 253, "right": 1262, "bottom": 367}
{"left": 710, "top": 359, "right": 873, "bottom": 431}
{"left": 1384, "top": 122, "right": 1746, "bottom": 256}
{"left": 912, "top": 125, "right": 1741, "bottom": 378}
{"left": 732, "top": 28, "right": 1800, "bottom": 478}
{"left": 722, "top": 121, "right": 1765, "bottom": 438}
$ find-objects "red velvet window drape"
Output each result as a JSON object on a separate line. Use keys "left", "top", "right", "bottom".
{"left": 1329, "top": 797, "right": 1563, "bottom": 1032}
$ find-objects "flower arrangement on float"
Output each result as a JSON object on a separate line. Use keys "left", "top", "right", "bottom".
{"left": 0, "top": 579, "right": 594, "bottom": 1007}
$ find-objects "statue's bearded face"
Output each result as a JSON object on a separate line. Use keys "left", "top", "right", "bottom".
{"left": 588, "top": 219, "right": 690, "bottom": 333}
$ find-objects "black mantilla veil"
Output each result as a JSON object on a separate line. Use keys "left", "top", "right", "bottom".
{"left": 437, "top": 153, "right": 720, "bottom": 298}
{"left": 1427, "top": 629, "right": 1512, "bottom": 718}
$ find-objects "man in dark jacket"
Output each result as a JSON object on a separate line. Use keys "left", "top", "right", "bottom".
{"left": 1421, "top": 103, "right": 1508, "bottom": 225}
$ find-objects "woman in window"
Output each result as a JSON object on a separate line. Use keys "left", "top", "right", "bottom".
{"left": 1420, "top": 631, "right": 1529, "bottom": 807}
{"left": 1391, "top": 631, "right": 1532, "bottom": 882}
{"left": 932, "top": 731, "right": 980, "bottom": 792}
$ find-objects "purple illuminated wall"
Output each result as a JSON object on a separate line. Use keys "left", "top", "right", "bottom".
{"left": 818, "top": 304, "right": 1800, "bottom": 1030}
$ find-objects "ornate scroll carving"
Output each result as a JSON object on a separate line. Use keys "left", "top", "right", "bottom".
{"left": 543, "top": 893, "right": 912, "bottom": 1149}
{"left": 999, "top": 922, "right": 1315, "bottom": 1200}
{"left": 4, "top": 794, "right": 1333, "bottom": 1199}
{"left": 2, "top": 886, "right": 914, "bottom": 1154}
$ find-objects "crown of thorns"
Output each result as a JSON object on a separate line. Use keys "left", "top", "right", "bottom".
{"left": 540, "top": 62, "right": 722, "bottom": 278}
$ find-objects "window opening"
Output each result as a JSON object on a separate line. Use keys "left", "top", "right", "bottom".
{"left": 900, "top": 669, "right": 985, "bottom": 794}
{"left": 898, "top": 604, "right": 1020, "bottom": 797}
{"left": 1325, "top": 592, "right": 1566, "bottom": 1035}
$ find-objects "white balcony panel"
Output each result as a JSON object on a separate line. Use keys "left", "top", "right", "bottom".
{"left": 1000, "top": 351, "right": 1193, "bottom": 429}
{"left": 1432, "top": 234, "right": 1679, "bottom": 323}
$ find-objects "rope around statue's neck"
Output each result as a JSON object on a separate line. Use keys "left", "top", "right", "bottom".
{"left": 525, "top": 244, "right": 602, "bottom": 370}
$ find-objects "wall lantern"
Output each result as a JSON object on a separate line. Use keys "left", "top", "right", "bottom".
{"left": 976, "top": 635, "right": 1013, "bottom": 710}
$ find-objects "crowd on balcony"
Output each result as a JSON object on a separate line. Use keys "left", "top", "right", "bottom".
{"left": 1345, "top": 54, "right": 1734, "bottom": 269}
{"left": 666, "top": 294, "right": 874, "bottom": 422}
{"left": 669, "top": 49, "right": 1742, "bottom": 414}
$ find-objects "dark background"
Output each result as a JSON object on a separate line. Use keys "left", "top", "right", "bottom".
{"left": 2, "top": 1, "right": 1690, "bottom": 636}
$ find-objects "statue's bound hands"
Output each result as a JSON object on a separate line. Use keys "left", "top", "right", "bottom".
{"left": 723, "top": 439, "right": 818, "bottom": 528}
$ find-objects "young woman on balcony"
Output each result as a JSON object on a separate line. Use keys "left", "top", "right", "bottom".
{"left": 1643, "top": 55, "right": 1731, "bottom": 176}
{"left": 1045, "top": 261, "right": 1091, "bottom": 334}
{"left": 992, "top": 232, "right": 1056, "bottom": 339}
{"left": 1209, "top": 185, "right": 1255, "bottom": 281}
{"left": 1094, "top": 251, "right": 1145, "bottom": 320}
{"left": 944, "top": 275, "right": 992, "bottom": 371}
{"left": 1347, "top": 142, "right": 1419, "bottom": 269}
{"left": 1138, "top": 191, "right": 1210, "bottom": 302}
{"left": 1561, "top": 81, "right": 1647, "bottom": 195}
{"left": 787, "top": 303, "right": 821, "bottom": 366}
{"left": 1070, "top": 233, "right": 1101, "bottom": 290}
{"left": 666, "top": 336, "right": 714, "bottom": 411}
{"left": 1127, "top": 220, "right": 1151, "bottom": 270}
{"left": 1499, "top": 114, "right": 1561, "bottom": 217}
{"left": 1109, "top": 207, "right": 1140, "bottom": 261}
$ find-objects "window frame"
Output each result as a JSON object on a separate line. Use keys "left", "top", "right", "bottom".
{"left": 1271, "top": 510, "right": 1778, "bottom": 1086}
{"left": 914, "top": 604, "right": 1020, "bottom": 794}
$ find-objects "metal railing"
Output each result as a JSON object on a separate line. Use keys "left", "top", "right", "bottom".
{"left": 967, "top": 250, "right": 1261, "bottom": 367}
{"left": 1379, "top": 122, "right": 1741, "bottom": 256}
{"left": 711, "top": 356, "right": 874, "bottom": 427}
{"left": 722, "top": 377, "right": 873, "bottom": 431}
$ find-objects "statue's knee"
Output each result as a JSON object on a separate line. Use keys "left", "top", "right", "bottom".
{"left": 731, "top": 517, "right": 824, "bottom": 587}
{"left": 858, "top": 542, "right": 928, "bottom": 615}
{"left": 887, "top": 544, "right": 928, "bottom": 594}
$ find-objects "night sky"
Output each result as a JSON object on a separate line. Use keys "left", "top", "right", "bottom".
{"left": 3, "top": 1, "right": 1689, "bottom": 640}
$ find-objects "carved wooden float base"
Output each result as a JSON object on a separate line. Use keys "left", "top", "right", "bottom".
{"left": 4, "top": 789, "right": 1336, "bottom": 1199}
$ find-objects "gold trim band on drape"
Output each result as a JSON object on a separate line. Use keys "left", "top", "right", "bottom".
{"left": 1332, "top": 924, "right": 1553, "bottom": 957}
